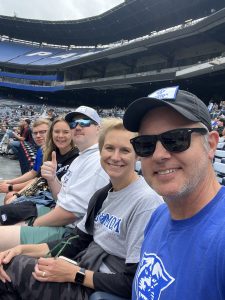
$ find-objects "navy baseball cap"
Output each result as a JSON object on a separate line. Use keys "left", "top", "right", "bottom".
{"left": 123, "top": 86, "right": 212, "bottom": 132}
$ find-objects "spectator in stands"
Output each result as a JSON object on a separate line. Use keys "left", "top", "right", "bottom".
{"left": 4, "top": 117, "right": 79, "bottom": 207}
{"left": 0, "top": 119, "right": 50, "bottom": 200}
{"left": 122, "top": 86, "right": 223, "bottom": 300}
{"left": 7, "top": 118, "right": 33, "bottom": 160}
{"left": 46, "top": 108, "right": 56, "bottom": 122}
{"left": 0, "top": 106, "right": 109, "bottom": 250}
{"left": 0, "top": 118, "right": 163, "bottom": 300}
{"left": 217, "top": 118, "right": 225, "bottom": 136}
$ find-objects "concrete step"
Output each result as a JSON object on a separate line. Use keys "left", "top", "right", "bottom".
{"left": 0, "top": 156, "right": 21, "bottom": 205}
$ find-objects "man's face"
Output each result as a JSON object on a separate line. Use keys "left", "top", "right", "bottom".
{"left": 32, "top": 124, "right": 49, "bottom": 146}
{"left": 139, "top": 106, "right": 213, "bottom": 201}
{"left": 71, "top": 114, "right": 99, "bottom": 151}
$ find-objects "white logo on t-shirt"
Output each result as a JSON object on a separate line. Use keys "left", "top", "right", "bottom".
{"left": 134, "top": 252, "right": 175, "bottom": 299}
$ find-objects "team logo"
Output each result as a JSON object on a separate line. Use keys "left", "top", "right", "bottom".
{"left": 134, "top": 252, "right": 175, "bottom": 299}
{"left": 148, "top": 86, "right": 179, "bottom": 101}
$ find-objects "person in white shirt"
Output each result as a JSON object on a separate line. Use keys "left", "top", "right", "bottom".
{"left": 0, "top": 106, "right": 109, "bottom": 250}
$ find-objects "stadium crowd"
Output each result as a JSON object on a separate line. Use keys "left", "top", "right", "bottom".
{"left": 0, "top": 88, "right": 225, "bottom": 299}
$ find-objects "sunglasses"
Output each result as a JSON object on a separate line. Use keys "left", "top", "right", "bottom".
{"left": 130, "top": 128, "right": 208, "bottom": 157}
{"left": 69, "top": 119, "right": 96, "bottom": 129}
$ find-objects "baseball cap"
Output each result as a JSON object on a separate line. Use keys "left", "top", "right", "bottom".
{"left": 123, "top": 86, "right": 212, "bottom": 132}
{"left": 65, "top": 106, "right": 100, "bottom": 125}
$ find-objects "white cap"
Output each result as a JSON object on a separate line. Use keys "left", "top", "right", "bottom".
{"left": 65, "top": 106, "right": 100, "bottom": 125}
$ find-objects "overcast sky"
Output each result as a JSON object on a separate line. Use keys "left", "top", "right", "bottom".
{"left": 0, "top": 0, "right": 124, "bottom": 20}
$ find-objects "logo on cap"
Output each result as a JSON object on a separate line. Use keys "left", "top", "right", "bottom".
{"left": 148, "top": 86, "right": 179, "bottom": 101}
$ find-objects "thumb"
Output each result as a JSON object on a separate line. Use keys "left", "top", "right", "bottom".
{"left": 51, "top": 151, "right": 57, "bottom": 165}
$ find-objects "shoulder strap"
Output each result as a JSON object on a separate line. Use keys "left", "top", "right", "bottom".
{"left": 85, "top": 182, "right": 112, "bottom": 234}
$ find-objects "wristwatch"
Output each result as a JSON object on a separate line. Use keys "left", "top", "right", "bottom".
{"left": 8, "top": 184, "right": 13, "bottom": 192}
{"left": 74, "top": 267, "right": 86, "bottom": 284}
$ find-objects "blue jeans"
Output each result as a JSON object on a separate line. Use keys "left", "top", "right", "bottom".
{"left": 89, "top": 292, "right": 130, "bottom": 300}
{"left": 9, "top": 140, "right": 20, "bottom": 156}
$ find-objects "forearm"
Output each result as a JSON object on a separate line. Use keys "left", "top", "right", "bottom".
{"left": 18, "top": 243, "right": 50, "bottom": 258}
{"left": 93, "top": 264, "right": 137, "bottom": 298}
{"left": 47, "top": 177, "right": 61, "bottom": 199}
{"left": 11, "top": 181, "right": 33, "bottom": 192}
{"left": 7, "top": 170, "right": 37, "bottom": 185}
{"left": 12, "top": 132, "right": 24, "bottom": 141}
{"left": 33, "top": 206, "right": 76, "bottom": 227}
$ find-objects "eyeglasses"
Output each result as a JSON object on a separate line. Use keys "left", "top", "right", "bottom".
{"left": 130, "top": 128, "right": 208, "bottom": 157}
{"left": 32, "top": 130, "right": 47, "bottom": 136}
{"left": 69, "top": 119, "right": 96, "bottom": 129}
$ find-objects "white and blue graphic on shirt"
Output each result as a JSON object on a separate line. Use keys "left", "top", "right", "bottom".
{"left": 56, "top": 164, "right": 70, "bottom": 176}
{"left": 62, "top": 169, "right": 72, "bottom": 185}
{"left": 95, "top": 212, "right": 122, "bottom": 234}
{"left": 134, "top": 253, "right": 175, "bottom": 300}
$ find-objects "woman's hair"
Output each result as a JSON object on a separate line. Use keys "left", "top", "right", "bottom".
{"left": 98, "top": 117, "right": 137, "bottom": 152}
{"left": 43, "top": 117, "right": 74, "bottom": 162}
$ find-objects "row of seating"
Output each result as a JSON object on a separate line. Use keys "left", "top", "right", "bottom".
{"left": 213, "top": 137, "right": 225, "bottom": 185}
{"left": 19, "top": 141, "right": 37, "bottom": 174}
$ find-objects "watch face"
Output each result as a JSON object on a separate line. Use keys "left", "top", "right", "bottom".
{"left": 75, "top": 268, "right": 85, "bottom": 284}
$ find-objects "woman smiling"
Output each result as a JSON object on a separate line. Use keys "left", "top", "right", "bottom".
{"left": 0, "top": 118, "right": 163, "bottom": 300}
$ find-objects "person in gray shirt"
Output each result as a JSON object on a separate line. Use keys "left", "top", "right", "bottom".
{"left": 0, "top": 118, "right": 163, "bottom": 300}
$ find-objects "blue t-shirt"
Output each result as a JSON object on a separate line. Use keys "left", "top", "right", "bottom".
{"left": 32, "top": 148, "right": 43, "bottom": 172}
{"left": 132, "top": 186, "right": 225, "bottom": 300}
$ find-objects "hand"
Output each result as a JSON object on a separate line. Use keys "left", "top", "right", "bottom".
{"left": 32, "top": 257, "right": 78, "bottom": 283}
{"left": 0, "top": 181, "right": 9, "bottom": 193}
{"left": 41, "top": 151, "right": 57, "bottom": 183}
{"left": 0, "top": 246, "right": 22, "bottom": 283}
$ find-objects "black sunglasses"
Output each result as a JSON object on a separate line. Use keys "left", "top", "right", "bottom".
{"left": 69, "top": 119, "right": 96, "bottom": 129}
{"left": 130, "top": 128, "right": 208, "bottom": 157}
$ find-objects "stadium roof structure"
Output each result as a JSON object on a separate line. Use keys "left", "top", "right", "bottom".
{"left": 0, "top": 0, "right": 224, "bottom": 46}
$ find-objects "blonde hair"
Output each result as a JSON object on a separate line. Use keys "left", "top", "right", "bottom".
{"left": 32, "top": 118, "right": 50, "bottom": 129}
{"left": 98, "top": 117, "right": 137, "bottom": 152}
{"left": 43, "top": 117, "right": 74, "bottom": 162}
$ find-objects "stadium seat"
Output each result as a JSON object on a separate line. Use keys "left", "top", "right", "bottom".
{"left": 216, "top": 142, "right": 225, "bottom": 150}
{"left": 214, "top": 150, "right": 225, "bottom": 162}
{"left": 213, "top": 161, "right": 225, "bottom": 185}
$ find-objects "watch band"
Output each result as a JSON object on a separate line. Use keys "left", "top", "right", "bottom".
{"left": 74, "top": 267, "right": 86, "bottom": 285}
{"left": 8, "top": 184, "right": 13, "bottom": 192}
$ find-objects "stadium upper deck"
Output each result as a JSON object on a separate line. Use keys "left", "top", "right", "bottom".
{"left": 0, "top": 0, "right": 225, "bottom": 104}
{"left": 0, "top": 0, "right": 224, "bottom": 46}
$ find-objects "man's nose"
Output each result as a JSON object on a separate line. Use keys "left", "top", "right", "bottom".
{"left": 152, "top": 141, "right": 171, "bottom": 160}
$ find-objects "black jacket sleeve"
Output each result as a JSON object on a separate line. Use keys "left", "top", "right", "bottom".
{"left": 93, "top": 263, "right": 138, "bottom": 298}
{"left": 47, "top": 227, "right": 93, "bottom": 258}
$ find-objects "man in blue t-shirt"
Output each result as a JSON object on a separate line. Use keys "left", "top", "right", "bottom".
{"left": 123, "top": 86, "right": 225, "bottom": 300}
{"left": 0, "top": 119, "right": 50, "bottom": 201}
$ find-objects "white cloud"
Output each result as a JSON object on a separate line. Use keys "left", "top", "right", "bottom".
{"left": 0, "top": 0, "right": 124, "bottom": 20}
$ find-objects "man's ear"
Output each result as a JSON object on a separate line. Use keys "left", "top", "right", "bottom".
{"left": 208, "top": 130, "right": 219, "bottom": 160}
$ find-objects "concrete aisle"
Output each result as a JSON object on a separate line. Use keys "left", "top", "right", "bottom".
{"left": 0, "top": 156, "right": 21, "bottom": 204}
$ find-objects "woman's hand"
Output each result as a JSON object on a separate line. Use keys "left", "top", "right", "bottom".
{"left": 0, "top": 246, "right": 22, "bottom": 283}
{"left": 41, "top": 151, "right": 57, "bottom": 183}
{"left": 32, "top": 257, "right": 78, "bottom": 283}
